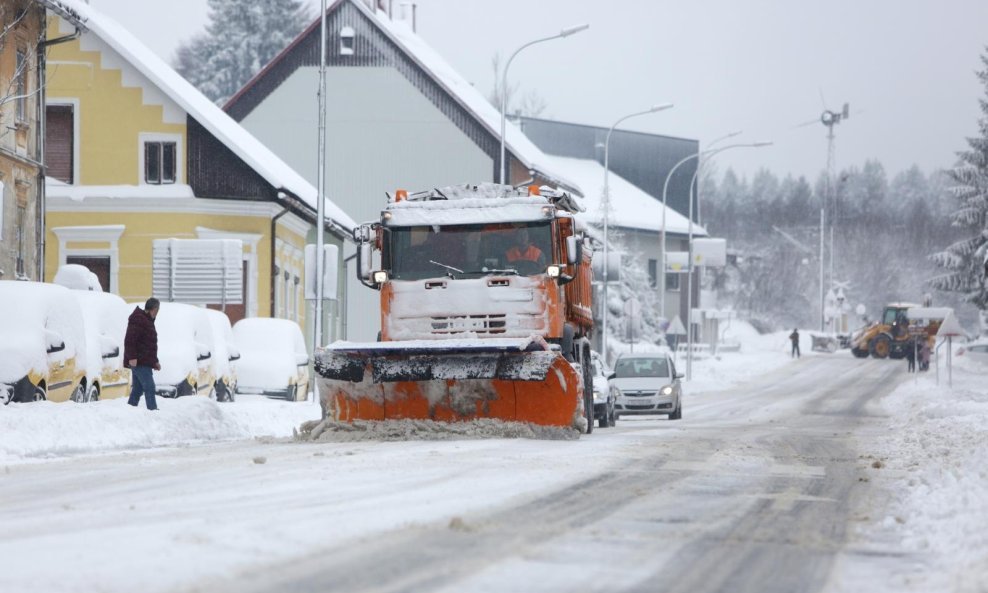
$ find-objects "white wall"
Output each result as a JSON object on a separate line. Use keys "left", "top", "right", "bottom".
{"left": 241, "top": 66, "right": 494, "bottom": 340}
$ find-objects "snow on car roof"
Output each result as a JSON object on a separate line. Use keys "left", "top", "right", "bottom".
{"left": 233, "top": 318, "right": 305, "bottom": 350}
{"left": 50, "top": 0, "right": 355, "bottom": 233}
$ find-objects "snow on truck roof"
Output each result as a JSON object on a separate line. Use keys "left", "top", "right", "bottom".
{"left": 49, "top": 0, "right": 355, "bottom": 233}
{"left": 383, "top": 184, "right": 581, "bottom": 227}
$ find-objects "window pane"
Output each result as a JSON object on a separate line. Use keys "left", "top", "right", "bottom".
{"left": 665, "top": 272, "right": 680, "bottom": 291}
{"left": 145, "top": 142, "right": 161, "bottom": 184}
{"left": 648, "top": 259, "right": 657, "bottom": 288}
{"left": 162, "top": 142, "right": 176, "bottom": 183}
{"left": 16, "top": 50, "right": 27, "bottom": 120}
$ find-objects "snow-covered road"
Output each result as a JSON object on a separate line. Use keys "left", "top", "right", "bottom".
{"left": 1, "top": 354, "right": 923, "bottom": 593}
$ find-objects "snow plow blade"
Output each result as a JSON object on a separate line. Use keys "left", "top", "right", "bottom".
{"left": 315, "top": 338, "right": 583, "bottom": 428}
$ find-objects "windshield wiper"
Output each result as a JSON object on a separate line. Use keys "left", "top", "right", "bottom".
{"left": 430, "top": 260, "right": 464, "bottom": 278}
{"left": 477, "top": 266, "right": 518, "bottom": 275}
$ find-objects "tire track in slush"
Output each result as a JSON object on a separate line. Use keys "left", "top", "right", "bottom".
{"left": 200, "top": 357, "right": 904, "bottom": 593}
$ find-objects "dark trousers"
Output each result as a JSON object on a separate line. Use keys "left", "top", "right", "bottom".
{"left": 907, "top": 357, "right": 916, "bottom": 372}
{"left": 791, "top": 342, "right": 800, "bottom": 358}
{"left": 128, "top": 366, "right": 158, "bottom": 410}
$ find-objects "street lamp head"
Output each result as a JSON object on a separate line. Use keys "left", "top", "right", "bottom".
{"left": 649, "top": 103, "right": 674, "bottom": 112}
{"left": 560, "top": 23, "right": 590, "bottom": 37}
{"left": 751, "top": 140, "right": 773, "bottom": 147}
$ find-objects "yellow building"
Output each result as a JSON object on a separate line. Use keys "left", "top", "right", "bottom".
{"left": 41, "top": 1, "right": 353, "bottom": 340}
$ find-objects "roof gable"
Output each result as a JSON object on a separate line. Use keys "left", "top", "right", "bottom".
{"left": 225, "top": 0, "right": 581, "bottom": 195}
{"left": 50, "top": 0, "right": 355, "bottom": 233}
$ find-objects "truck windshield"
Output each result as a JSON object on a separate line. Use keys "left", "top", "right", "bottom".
{"left": 386, "top": 221, "right": 552, "bottom": 280}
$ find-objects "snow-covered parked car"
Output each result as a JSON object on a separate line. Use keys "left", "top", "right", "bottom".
{"left": 591, "top": 351, "right": 616, "bottom": 428}
{"left": 610, "top": 353, "right": 683, "bottom": 420}
{"left": 958, "top": 339, "right": 988, "bottom": 366}
{"left": 0, "top": 281, "right": 88, "bottom": 403}
{"left": 204, "top": 309, "right": 240, "bottom": 402}
{"left": 150, "top": 302, "right": 216, "bottom": 398}
{"left": 233, "top": 318, "right": 309, "bottom": 401}
{"left": 70, "top": 290, "right": 130, "bottom": 401}
{"left": 53, "top": 263, "right": 103, "bottom": 292}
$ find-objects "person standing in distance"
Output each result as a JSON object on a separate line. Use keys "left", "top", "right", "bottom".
{"left": 789, "top": 328, "right": 800, "bottom": 358}
{"left": 125, "top": 298, "right": 161, "bottom": 410}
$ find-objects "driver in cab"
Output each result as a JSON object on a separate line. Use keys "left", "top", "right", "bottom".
{"left": 505, "top": 227, "right": 546, "bottom": 268}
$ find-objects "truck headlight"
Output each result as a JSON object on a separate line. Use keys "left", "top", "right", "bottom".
{"left": 373, "top": 270, "right": 389, "bottom": 284}
{"left": 546, "top": 265, "right": 561, "bottom": 278}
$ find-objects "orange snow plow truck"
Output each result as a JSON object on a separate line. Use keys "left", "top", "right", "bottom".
{"left": 315, "top": 183, "right": 597, "bottom": 432}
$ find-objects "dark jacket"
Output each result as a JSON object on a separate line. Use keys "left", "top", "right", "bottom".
{"left": 124, "top": 307, "right": 158, "bottom": 368}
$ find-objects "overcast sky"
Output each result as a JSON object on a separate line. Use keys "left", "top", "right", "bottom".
{"left": 90, "top": 0, "right": 988, "bottom": 183}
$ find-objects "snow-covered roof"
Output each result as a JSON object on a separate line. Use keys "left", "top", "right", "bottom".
{"left": 353, "top": 2, "right": 583, "bottom": 196}
{"left": 50, "top": 0, "right": 355, "bottom": 234}
{"left": 539, "top": 155, "right": 705, "bottom": 236}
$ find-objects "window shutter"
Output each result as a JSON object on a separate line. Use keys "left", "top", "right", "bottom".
{"left": 45, "top": 106, "right": 74, "bottom": 183}
{"left": 152, "top": 239, "right": 244, "bottom": 305}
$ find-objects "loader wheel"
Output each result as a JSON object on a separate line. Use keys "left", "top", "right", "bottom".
{"left": 851, "top": 347, "right": 869, "bottom": 358}
{"left": 870, "top": 335, "right": 891, "bottom": 359}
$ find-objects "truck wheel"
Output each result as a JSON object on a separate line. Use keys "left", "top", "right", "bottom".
{"left": 870, "top": 335, "right": 891, "bottom": 359}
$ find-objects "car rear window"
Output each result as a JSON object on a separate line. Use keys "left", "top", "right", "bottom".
{"left": 614, "top": 357, "right": 670, "bottom": 378}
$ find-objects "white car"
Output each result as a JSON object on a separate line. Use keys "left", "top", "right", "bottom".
{"left": 610, "top": 353, "right": 683, "bottom": 420}
{"left": 233, "top": 318, "right": 309, "bottom": 401}
{"left": 70, "top": 291, "right": 130, "bottom": 401}
{"left": 959, "top": 339, "right": 988, "bottom": 365}
{"left": 0, "top": 281, "right": 88, "bottom": 403}
{"left": 204, "top": 309, "right": 240, "bottom": 402}
{"left": 151, "top": 302, "right": 216, "bottom": 398}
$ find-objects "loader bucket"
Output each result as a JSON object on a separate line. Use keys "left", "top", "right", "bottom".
{"left": 315, "top": 338, "right": 583, "bottom": 429}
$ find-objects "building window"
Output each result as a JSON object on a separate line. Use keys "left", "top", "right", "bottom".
{"left": 665, "top": 272, "right": 681, "bottom": 292}
{"left": 292, "top": 275, "right": 300, "bottom": 322}
{"left": 339, "top": 26, "right": 355, "bottom": 55}
{"left": 15, "top": 48, "right": 28, "bottom": 122}
{"left": 45, "top": 105, "right": 75, "bottom": 183}
{"left": 647, "top": 259, "right": 657, "bottom": 288}
{"left": 144, "top": 141, "right": 177, "bottom": 184}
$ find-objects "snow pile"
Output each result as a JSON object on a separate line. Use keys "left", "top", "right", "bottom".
{"left": 298, "top": 417, "right": 579, "bottom": 442}
{"left": 0, "top": 396, "right": 320, "bottom": 463}
{"left": 860, "top": 355, "right": 988, "bottom": 591}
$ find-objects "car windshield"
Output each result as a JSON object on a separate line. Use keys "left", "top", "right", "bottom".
{"left": 614, "top": 357, "right": 670, "bottom": 378}
{"left": 385, "top": 221, "right": 552, "bottom": 280}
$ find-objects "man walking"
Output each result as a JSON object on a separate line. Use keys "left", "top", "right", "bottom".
{"left": 125, "top": 298, "right": 161, "bottom": 410}
{"left": 789, "top": 328, "right": 800, "bottom": 358}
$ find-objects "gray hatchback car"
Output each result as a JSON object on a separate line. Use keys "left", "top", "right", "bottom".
{"left": 610, "top": 353, "right": 683, "bottom": 420}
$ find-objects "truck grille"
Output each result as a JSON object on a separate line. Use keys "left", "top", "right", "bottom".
{"left": 431, "top": 314, "right": 507, "bottom": 335}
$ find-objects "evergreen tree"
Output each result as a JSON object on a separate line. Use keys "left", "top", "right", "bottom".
{"left": 173, "top": 0, "right": 313, "bottom": 105}
{"left": 931, "top": 48, "right": 988, "bottom": 310}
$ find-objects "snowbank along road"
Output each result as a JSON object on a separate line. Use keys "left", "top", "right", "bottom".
{"left": 1, "top": 355, "right": 906, "bottom": 593}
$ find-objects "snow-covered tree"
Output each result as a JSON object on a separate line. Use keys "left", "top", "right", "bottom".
{"left": 487, "top": 53, "right": 548, "bottom": 118}
{"left": 930, "top": 48, "right": 988, "bottom": 310}
{"left": 173, "top": 0, "right": 312, "bottom": 105}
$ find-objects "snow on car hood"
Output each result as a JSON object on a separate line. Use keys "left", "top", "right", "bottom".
{"left": 611, "top": 376, "right": 673, "bottom": 393}
{"left": 154, "top": 339, "right": 196, "bottom": 386}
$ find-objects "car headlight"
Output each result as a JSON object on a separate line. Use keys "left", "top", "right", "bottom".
{"left": 661, "top": 386, "right": 673, "bottom": 396}
{"left": 610, "top": 386, "right": 621, "bottom": 397}
{"left": 593, "top": 389, "right": 604, "bottom": 402}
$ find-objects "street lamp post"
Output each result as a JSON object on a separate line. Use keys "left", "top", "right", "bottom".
{"left": 498, "top": 24, "right": 589, "bottom": 185}
{"left": 683, "top": 141, "right": 772, "bottom": 380}
{"left": 601, "top": 103, "right": 673, "bottom": 361}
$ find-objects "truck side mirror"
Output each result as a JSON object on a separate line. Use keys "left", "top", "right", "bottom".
{"left": 566, "top": 235, "right": 581, "bottom": 265}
